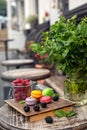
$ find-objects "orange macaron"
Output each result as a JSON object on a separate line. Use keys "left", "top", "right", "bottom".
{"left": 31, "top": 90, "right": 42, "bottom": 98}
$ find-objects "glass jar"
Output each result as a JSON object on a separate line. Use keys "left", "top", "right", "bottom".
{"left": 30, "top": 80, "right": 48, "bottom": 91}
{"left": 12, "top": 84, "right": 31, "bottom": 101}
{"left": 64, "top": 75, "right": 87, "bottom": 106}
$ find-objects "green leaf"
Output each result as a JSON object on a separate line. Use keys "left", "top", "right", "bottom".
{"left": 30, "top": 15, "right": 87, "bottom": 84}
{"left": 54, "top": 110, "right": 66, "bottom": 117}
{"left": 62, "top": 49, "right": 69, "bottom": 58}
{"left": 66, "top": 110, "right": 77, "bottom": 117}
{"left": 19, "top": 100, "right": 25, "bottom": 104}
{"left": 52, "top": 93, "right": 60, "bottom": 97}
{"left": 54, "top": 110, "right": 77, "bottom": 118}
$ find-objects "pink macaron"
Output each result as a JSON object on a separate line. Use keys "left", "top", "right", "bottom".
{"left": 25, "top": 97, "right": 37, "bottom": 106}
{"left": 40, "top": 96, "right": 51, "bottom": 104}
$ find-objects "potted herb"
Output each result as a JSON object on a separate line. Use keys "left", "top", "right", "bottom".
{"left": 34, "top": 53, "right": 55, "bottom": 74}
{"left": 30, "top": 15, "right": 87, "bottom": 106}
{"left": 26, "top": 15, "right": 38, "bottom": 28}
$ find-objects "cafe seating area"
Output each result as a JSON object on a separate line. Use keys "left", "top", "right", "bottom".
{"left": 0, "top": 3, "right": 87, "bottom": 130}
{"left": 0, "top": 46, "right": 65, "bottom": 107}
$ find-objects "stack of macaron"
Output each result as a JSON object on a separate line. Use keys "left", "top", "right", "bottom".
{"left": 24, "top": 88, "right": 59, "bottom": 112}
{"left": 25, "top": 90, "right": 42, "bottom": 106}
{"left": 25, "top": 88, "right": 54, "bottom": 106}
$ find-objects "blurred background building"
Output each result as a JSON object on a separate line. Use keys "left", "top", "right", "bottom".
{"left": 0, "top": 0, "right": 87, "bottom": 50}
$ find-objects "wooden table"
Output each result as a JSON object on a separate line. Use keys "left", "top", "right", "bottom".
{"left": 1, "top": 68, "right": 51, "bottom": 82}
{"left": 1, "top": 59, "right": 34, "bottom": 69}
{"left": 0, "top": 39, "right": 14, "bottom": 60}
{"left": 0, "top": 104, "right": 87, "bottom": 130}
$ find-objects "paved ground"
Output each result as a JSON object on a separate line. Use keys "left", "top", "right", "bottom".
{"left": 0, "top": 50, "right": 32, "bottom": 107}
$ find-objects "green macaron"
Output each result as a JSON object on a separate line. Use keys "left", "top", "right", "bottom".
{"left": 42, "top": 88, "right": 54, "bottom": 97}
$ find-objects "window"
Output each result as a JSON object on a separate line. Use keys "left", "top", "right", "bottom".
{"left": 58, "top": 0, "right": 69, "bottom": 13}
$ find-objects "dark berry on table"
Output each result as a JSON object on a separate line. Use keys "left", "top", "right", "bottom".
{"left": 52, "top": 95, "right": 59, "bottom": 101}
{"left": 45, "top": 116, "right": 53, "bottom": 124}
{"left": 33, "top": 105, "right": 40, "bottom": 111}
{"left": 23, "top": 105, "right": 30, "bottom": 112}
{"left": 41, "top": 102, "right": 47, "bottom": 108}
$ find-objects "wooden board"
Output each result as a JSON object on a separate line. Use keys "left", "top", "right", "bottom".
{"left": 30, "top": 106, "right": 73, "bottom": 122}
{"left": 5, "top": 98, "right": 75, "bottom": 118}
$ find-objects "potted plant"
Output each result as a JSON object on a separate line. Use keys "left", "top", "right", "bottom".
{"left": 26, "top": 15, "right": 38, "bottom": 28}
{"left": 30, "top": 15, "right": 87, "bottom": 106}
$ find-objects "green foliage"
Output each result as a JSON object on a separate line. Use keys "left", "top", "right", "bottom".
{"left": 54, "top": 109, "right": 66, "bottom": 117}
{"left": 54, "top": 109, "right": 77, "bottom": 117}
{"left": 30, "top": 16, "right": 87, "bottom": 77}
{"left": 26, "top": 15, "right": 38, "bottom": 24}
{"left": 0, "top": 0, "right": 7, "bottom": 16}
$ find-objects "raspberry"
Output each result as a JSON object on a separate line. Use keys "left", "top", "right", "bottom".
{"left": 22, "top": 95, "right": 27, "bottom": 100}
{"left": 45, "top": 116, "right": 53, "bottom": 124}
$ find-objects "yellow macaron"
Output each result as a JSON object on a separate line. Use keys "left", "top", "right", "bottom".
{"left": 31, "top": 90, "right": 42, "bottom": 98}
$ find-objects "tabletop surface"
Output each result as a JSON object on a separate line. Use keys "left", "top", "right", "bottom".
{"left": 1, "top": 68, "right": 51, "bottom": 81}
{"left": 0, "top": 104, "right": 87, "bottom": 130}
{"left": 1, "top": 59, "right": 34, "bottom": 66}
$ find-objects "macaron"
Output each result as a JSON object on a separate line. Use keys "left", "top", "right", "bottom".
{"left": 31, "top": 90, "right": 42, "bottom": 98}
{"left": 42, "top": 88, "right": 54, "bottom": 97}
{"left": 40, "top": 96, "right": 51, "bottom": 104}
{"left": 25, "top": 97, "right": 37, "bottom": 106}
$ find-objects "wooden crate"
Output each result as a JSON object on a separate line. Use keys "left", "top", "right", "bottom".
{"left": 5, "top": 98, "right": 75, "bottom": 122}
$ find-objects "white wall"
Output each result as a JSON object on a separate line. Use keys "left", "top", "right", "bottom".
{"left": 38, "top": 0, "right": 50, "bottom": 23}
{"left": 50, "top": 0, "right": 63, "bottom": 25}
{"left": 24, "top": 0, "right": 36, "bottom": 17}
{"left": 7, "top": 0, "right": 25, "bottom": 50}
{"left": 24, "top": 0, "right": 37, "bottom": 29}
{"left": 29, "top": 0, "right": 37, "bottom": 15}
{"left": 8, "top": 29, "right": 26, "bottom": 50}
{"left": 69, "top": 0, "right": 87, "bottom": 10}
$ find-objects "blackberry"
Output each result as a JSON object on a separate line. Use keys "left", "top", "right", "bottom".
{"left": 33, "top": 105, "right": 40, "bottom": 111}
{"left": 23, "top": 105, "right": 30, "bottom": 112}
{"left": 41, "top": 102, "right": 47, "bottom": 108}
{"left": 45, "top": 116, "right": 53, "bottom": 124}
{"left": 52, "top": 95, "right": 59, "bottom": 101}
